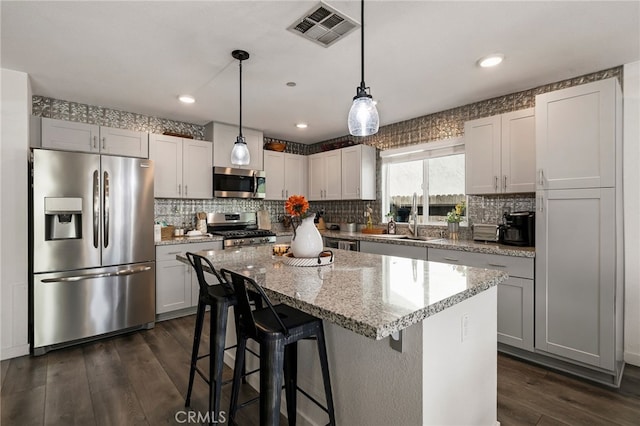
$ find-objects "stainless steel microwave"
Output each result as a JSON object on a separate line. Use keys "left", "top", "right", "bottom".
{"left": 212, "top": 167, "right": 266, "bottom": 199}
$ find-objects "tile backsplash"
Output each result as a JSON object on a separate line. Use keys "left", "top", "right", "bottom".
{"left": 33, "top": 65, "right": 622, "bottom": 237}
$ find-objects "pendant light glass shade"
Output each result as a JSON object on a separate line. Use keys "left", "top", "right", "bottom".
{"left": 231, "top": 136, "right": 250, "bottom": 165}
{"left": 231, "top": 49, "right": 251, "bottom": 166}
{"left": 348, "top": 93, "right": 379, "bottom": 136}
{"left": 348, "top": 0, "right": 379, "bottom": 137}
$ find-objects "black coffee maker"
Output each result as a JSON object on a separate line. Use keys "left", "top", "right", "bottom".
{"left": 499, "top": 211, "right": 535, "bottom": 247}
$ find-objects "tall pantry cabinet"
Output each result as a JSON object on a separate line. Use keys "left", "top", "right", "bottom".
{"left": 534, "top": 77, "right": 623, "bottom": 386}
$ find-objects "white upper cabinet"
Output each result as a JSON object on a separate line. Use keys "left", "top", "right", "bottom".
{"left": 535, "top": 78, "right": 619, "bottom": 190}
{"left": 341, "top": 144, "right": 376, "bottom": 200}
{"left": 309, "top": 150, "right": 342, "bottom": 201}
{"left": 264, "top": 151, "right": 285, "bottom": 200}
{"left": 149, "top": 134, "right": 212, "bottom": 199}
{"left": 40, "top": 117, "right": 148, "bottom": 158}
{"left": 309, "top": 145, "right": 376, "bottom": 201}
{"left": 263, "top": 151, "right": 308, "bottom": 200}
{"left": 208, "top": 122, "right": 264, "bottom": 170}
{"left": 465, "top": 108, "right": 535, "bottom": 194}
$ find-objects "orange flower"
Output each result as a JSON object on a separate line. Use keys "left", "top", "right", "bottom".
{"left": 285, "top": 195, "right": 309, "bottom": 217}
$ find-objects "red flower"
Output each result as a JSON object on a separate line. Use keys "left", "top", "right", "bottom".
{"left": 285, "top": 195, "right": 309, "bottom": 217}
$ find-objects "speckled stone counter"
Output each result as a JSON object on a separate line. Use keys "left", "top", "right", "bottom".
{"left": 320, "top": 230, "right": 535, "bottom": 258}
{"left": 177, "top": 245, "right": 507, "bottom": 340}
{"left": 155, "top": 235, "right": 224, "bottom": 246}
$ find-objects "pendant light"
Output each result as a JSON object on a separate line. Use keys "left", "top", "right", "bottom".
{"left": 348, "top": 0, "right": 379, "bottom": 137}
{"left": 230, "top": 49, "right": 251, "bottom": 166}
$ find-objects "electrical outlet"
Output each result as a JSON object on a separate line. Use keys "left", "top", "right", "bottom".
{"left": 461, "top": 313, "right": 469, "bottom": 342}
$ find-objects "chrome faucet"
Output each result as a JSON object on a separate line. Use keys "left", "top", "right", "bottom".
{"left": 408, "top": 192, "right": 419, "bottom": 237}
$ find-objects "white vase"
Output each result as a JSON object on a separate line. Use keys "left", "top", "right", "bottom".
{"left": 290, "top": 214, "right": 323, "bottom": 258}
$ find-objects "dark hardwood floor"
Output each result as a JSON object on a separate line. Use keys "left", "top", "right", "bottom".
{"left": 2, "top": 313, "right": 639, "bottom": 425}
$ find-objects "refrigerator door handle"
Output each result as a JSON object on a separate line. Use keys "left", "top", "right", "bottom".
{"left": 40, "top": 265, "right": 152, "bottom": 283}
{"left": 103, "top": 170, "right": 110, "bottom": 248}
{"left": 93, "top": 170, "right": 100, "bottom": 248}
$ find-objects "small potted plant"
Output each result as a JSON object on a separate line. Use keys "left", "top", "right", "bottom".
{"left": 446, "top": 200, "right": 466, "bottom": 239}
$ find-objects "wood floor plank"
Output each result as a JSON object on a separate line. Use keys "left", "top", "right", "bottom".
{"left": 1, "top": 384, "right": 46, "bottom": 426}
{"left": 497, "top": 393, "right": 542, "bottom": 426}
{"left": 44, "top": 347, "right": 96, "bottom": 425}
{"left": 1, "top": 353, "right": 48, "bottom": 394}
{"left": 83, "top": 339, "right": 149, "bottom": 426}
{"left": 113, "top": 331, "right": 186, "bottom": 424}
{"left": 1, "top": 359, "right": 10, "bottom": 389}
{"left": 535, "top": 415, "right": 573, "bottom": 426}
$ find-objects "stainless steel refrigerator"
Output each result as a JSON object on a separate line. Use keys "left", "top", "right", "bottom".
{"left": 30, "top": 149, "right": 156, "bottom": 355}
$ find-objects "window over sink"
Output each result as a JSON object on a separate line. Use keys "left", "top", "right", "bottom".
{"left": 380, "top": 138, "right": 466, "bottom": 225}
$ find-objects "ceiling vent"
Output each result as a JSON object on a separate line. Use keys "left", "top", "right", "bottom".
{"left": 287, "top": 2, "right": 359, "bottom": 48}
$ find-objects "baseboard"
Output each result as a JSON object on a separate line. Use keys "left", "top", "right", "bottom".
{"left": 0, "top": 344, "right": 29, "bottom": 361}
{"left": 624, "top": 350, "right": 640, "bottom": 367}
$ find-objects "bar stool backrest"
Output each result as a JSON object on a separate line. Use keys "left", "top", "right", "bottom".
{"left": 186, "top": 252, "right": 234, "bottom": 296}
{"left": 220, "top": 268, "right": 289, "bottom": 338}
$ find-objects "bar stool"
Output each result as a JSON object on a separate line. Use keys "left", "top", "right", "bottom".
{"left": 184, "top": 252, "right": 259, "bottom": 425}
{"left": 221, "top": 268, "right": 336, "bottom": 426}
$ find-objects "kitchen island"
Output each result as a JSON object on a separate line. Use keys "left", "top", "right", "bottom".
{"left": 178, "top": 246, "right": 508, "bottom": 425}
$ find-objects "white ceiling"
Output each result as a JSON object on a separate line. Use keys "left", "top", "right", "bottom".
{"left": 2, "top": 1, "right": 639, "bottom": 144}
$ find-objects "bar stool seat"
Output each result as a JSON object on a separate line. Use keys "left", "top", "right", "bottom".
{"left": 184, "top": 252, "right": 259, "bottom": 426}
{"left": 221, "top": 268, "right": 336, "bottom": 426}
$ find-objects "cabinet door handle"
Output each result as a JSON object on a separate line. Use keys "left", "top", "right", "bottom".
{"left": 185, "top": 185, "right": 188, "bottom": 196}
{"left": 285, "top": 190, "right": 288, "bottom": 198}
{"left": 101, "top": 136, "right": 106, "bottom": 150}
{"left": 503, "top": 175, "right": 507, "bottom": 191}
{"left": 178, "top": 184, "right": 181, "bottom": 196}
{"left": 494, "top": 176, "right": 498, "bottom": 192}
{"left": 357, "top": 187, "right": 360, "bottom": 197}
{"left": 93, "top": 136, "right": 98, "bottom": 149}
{"left": 167, "top": 251, "right": 181, "bottom": 255}
{"left": 443, "top": 257, "right": 459, "bottom": 262}
{"left": 538, "top": 196, "right": 543, "bottom": 212}
{"left": 487, "top": 263, "right": 507, "bottom": 268}
{"left": 538, "top": 169, "right": 545, "bottom": 186}
{"left": 281, "top": 189, "right": 284, "bottom": 199}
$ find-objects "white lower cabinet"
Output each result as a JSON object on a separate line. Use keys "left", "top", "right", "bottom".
{"left": 155, "top": 241, "right": 223, "bottom": 315}
{"left": 428, "top": 248, "right": 534, "bottom": 351}
{"left": 359, "top": 241, "right": 427, "bottom": 260}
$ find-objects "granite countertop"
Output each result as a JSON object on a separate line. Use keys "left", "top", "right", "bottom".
{"left": 320, "top": 230, "right": 535, "bottom": 258}
{"left": 177, "top": 245, "right": 508, "bottom": 340}
{"left": 156, "top": 234, "right": 224, "bottom": 246}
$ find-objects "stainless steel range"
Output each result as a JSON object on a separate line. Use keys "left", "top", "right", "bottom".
{"left": 207, "top": 212, "right": 276, "bottom": 248}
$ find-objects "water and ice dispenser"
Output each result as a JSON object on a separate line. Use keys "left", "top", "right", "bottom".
{"left": 44, "top": 197, "right": 83, "bottom": 240}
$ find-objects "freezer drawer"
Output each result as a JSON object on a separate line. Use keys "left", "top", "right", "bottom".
{"left": 32, "top": 262, "right": 155, "bottom": 352}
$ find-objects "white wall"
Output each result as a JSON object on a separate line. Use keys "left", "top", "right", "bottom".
{"left": 1, "top": 69, "right": 31, "bottom": 360}
{"left": 624, "top": 61, "right": 640, "bottom": 367}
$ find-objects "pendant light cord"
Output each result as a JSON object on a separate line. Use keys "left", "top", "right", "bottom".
{"left": 238, "top": 58, "right": 243, "bottom": 138}
{"left": 360, "top": 0, "right": 365, "bottom": 90}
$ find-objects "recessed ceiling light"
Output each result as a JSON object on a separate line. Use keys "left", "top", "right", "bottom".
{"left": 286, "top": 82, "right": 297, "bottom": 87}
{"left": 178, "top": 95, "right": 195, "bottom": 104}
{"left": 296, "top": 123, "right": 308, "bottom": 129}
{"left": 477, "top": 54, "right": 504, "bottom": 68}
